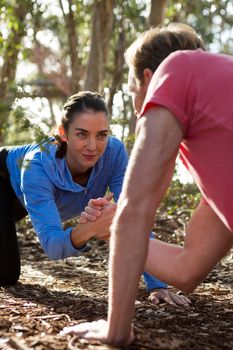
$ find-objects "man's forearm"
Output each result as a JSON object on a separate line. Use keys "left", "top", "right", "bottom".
{"left": 145, "top": 239, "right": 183, "bottom": 284}
{"left": 145, "top": 203, "right": 233, "bottom": 293}
{"left": 106, "top": 109, "right": 182, "bottom": 344}
{"left": 107, "top": 205, "right": 151, "bottom": 344}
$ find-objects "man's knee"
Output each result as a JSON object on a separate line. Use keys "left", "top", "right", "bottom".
{"left": 175, "top": 274, "right": 200, "bottom": 294}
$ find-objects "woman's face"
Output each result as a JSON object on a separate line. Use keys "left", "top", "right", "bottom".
{"left": 62, "top": 110, "right": 109, "bottom": 174}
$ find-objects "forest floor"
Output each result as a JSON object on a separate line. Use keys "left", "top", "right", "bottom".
{"left": 0, "top": 217, "right": 232, "bottom": 350}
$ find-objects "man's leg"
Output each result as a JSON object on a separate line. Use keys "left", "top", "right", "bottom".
{"left": 145, "top": 202, "right": 233, "bottom": 292}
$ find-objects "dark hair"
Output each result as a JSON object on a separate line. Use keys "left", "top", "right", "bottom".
{"left": 55, "top": 91, "right": 109, "bottom": 158}
{"left": 125, "top": 23, "right": 205, "bottom": 83}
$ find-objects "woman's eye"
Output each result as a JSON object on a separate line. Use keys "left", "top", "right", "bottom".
{"left": 97, "top": 134, "right": 108, "bottom": 140}
{"left": 76, "top": 133, "right": 87, "bottom": 139}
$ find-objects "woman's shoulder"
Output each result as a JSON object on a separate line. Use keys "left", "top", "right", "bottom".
{"left": 22, "top": 139, "right": 56, "bottom": 160}
{"left": 107, "top": 136, "right": 125, "bottom": 150}
{"left": 17, "top": 140, "right": 57, "bottom": 177}
{"left": 103, "top": 136, "right": 128, "bottom": 165}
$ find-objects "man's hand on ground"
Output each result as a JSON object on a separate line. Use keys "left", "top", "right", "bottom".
{"left": 60, "top": 319, "right": 134, "bottom": 346}
{"left": 149, "top": 288, "right": 191, "bottom": 306}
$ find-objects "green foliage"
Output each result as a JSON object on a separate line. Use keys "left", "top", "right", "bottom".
{"left": 167, "top": 0, "right": 233, "bottom": 54}
{"left": 159, "top": 179, "right": 201, "bottom": 220}
{"left": 123, "top": 133, "right": 135, "bottom": 153}
{"left": 4, "top": 104, "right": 48, "bottom": 145}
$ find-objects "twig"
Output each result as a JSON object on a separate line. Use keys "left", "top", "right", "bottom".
{"left": 67, "top": 335, "right": 79, "bottom": 350}
{"left": 32, "top": 313, "right": 71, "bottom": 321}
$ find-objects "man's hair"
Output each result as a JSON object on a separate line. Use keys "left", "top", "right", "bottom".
{"left": 125, "top": 23, "right": 205, "bottom": 83}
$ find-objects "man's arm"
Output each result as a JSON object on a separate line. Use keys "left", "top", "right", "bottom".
{"left": 106, "top": 107, "right": 183, "bottom": 344}
{"left": 145, "top": 201, "right": 233, "bottom": 293}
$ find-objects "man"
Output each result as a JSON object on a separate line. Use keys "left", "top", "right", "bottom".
{"left": 61, "top": 24, "right": 233, "bottom": 345}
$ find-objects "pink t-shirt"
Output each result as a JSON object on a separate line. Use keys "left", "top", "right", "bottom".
{"left": 140, "top": 49, "right": 233, "bottom": 232}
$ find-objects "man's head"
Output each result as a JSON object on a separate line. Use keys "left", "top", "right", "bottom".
{"left": 125, "top": 23, "right": 205, "bottom": 83}
{"left": 125, "top": 23, "right": 205, "bottom": 116}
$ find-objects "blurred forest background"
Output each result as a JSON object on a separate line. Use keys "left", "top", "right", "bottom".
{"left": 0, "top": 0, "right": 233, "bottom": 209}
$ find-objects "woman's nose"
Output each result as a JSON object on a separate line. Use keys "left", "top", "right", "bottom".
{"left": 86, "top": 137, "right": 97, "bottom": 151}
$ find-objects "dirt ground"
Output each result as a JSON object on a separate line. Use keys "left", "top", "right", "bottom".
{"left": 0, "top": 217, "right": 232, "bottom": 350}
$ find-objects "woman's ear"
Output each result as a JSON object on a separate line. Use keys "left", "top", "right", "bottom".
{"left": 58, "top": 125, "right": 67, "bottom": 142}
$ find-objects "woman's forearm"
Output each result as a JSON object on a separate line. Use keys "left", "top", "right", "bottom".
{"left": 71, "top": 205, "right": 116, "bottom": 248}
{"left": 71, "top": 224, "right": 93, "bottom": 248}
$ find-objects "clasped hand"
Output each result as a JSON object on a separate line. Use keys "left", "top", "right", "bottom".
{"left": 79, "top": 193, "right": 116, "bottom": 240}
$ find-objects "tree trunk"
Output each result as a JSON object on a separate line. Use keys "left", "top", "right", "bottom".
{"left": 85, "top": 0, "right": 115, "bottom": 92}
{"left": 0, "top": 2, "right": 29, "bottom": 99}
{"left": 107, "top": 27, "right": 126, "bottom": 117}
{"left": 59, "top": 0, "right": 81, "bottom": 94}
{"left": 0, "top": 1, "right": 31, "bottom": 143}
{"left": 149, "top": 0, "right": 168, "bottom": 27}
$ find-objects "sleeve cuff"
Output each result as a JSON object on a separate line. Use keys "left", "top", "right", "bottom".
{"left": 143, "top": 271, "right": 167, "bottom": 290}
{"left": 66, "top": 227, "right": 90, "bottom": 256}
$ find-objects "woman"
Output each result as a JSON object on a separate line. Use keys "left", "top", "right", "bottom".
{"left": 0, "top": 91, "right": 124, "bottom": 283}
{"left": 0, "top": 91, "right": 186, "bottom": 305}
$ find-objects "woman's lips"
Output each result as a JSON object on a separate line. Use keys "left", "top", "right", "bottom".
{"left": 82, "top": 154, "right": 97, "bottom": 161}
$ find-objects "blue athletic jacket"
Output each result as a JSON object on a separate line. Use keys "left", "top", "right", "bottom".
{"left": 6, "top": 136, "right": 166, "bottom": 290}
